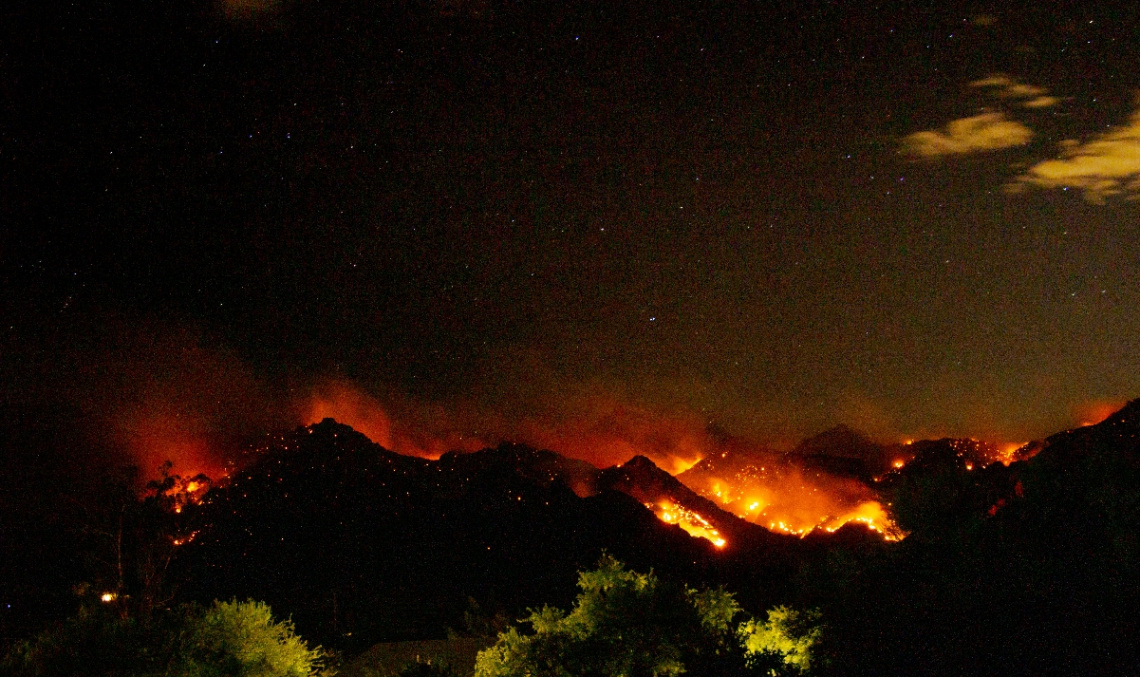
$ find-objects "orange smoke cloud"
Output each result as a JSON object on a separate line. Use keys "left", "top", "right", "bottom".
{"left": 86, "top": 319, "right": 285, "bottom": 485}
{"left": 512, "top": 397, "right": 709, "bottom": 473}
{"left": 121, "top": 411, "right": 221, "bottom": 484}
{"left": 1073, "top": 399, "right": 1128, "bottom": 428}
{"left": 303, "top": 381, "right": 488, "bottom": 459}
{"left": 307, "top": 382, "right": 394, "bottom": 450}
{"left": 301, "top": 380, "right": 711, "bottom": 472}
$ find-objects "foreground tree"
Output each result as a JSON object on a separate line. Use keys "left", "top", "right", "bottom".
{"left": 173, "top": 599, "right": 326, "bottom": 677}
{"left": 1, "top": 599, "right": 328, "bottom": 677}
{"left": 474, "top": 556, "right": 820, "bottom": 677}
{"left": 738, "top": 606, "right": 822, "bottom": 674}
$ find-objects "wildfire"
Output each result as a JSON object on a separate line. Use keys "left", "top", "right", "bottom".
{"left": 817, "top": 501, "right": 901, "bottom": 541}
{"left": 767, "top": 520, "right": 808, "bottom": 537}
{"left": 993, "top": 442, "right": 1029, "bottom": 466}
{"left": 762, "top": 501, "right": 900, "bottom": 541}
{"left": 168, "top": 474, "right": 215, "bottom": 513}
{"left": 680, "top": 463, "right": 903, "bottom": 541}
{"left": 649, "top": 500, "right": 726, "bottom": 548}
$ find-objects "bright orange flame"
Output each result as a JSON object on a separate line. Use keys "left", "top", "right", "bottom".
{"left": 892, "top": 459, "right": 905, "bottom": 469}
{"left": 681, "top": 462, "right": 903, "bottom": 541}
{"left": 992, "top": 442, "right": 1028, "bottom": 466}
{"left": 649, "top": 501, "right": 726, "bottom": 548}
{"left": 821, "top": 501, "right": 902, "bottom": 540}
{"left": 165, "top": 475, "right": 215, "bottom": 513}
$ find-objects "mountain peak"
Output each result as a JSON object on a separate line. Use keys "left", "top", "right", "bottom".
{"left": 1101, "top": 398, "right": 1140, "bottom": 427}
{"left": 1035, "top": 398, "right": 1140, "bottom": 462}
{"left": 792, "top": 424, "right": 882, "bottom": 460}
{"left": 621, "top": 455, "right": 661, "bottom": 471}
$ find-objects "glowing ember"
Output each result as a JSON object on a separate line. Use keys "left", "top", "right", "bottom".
{"left": 101, "top": 592, "right": 117, "bottom": 603}
{"left": 768, "top": 520, "right": 808, "bottom": 537}
{"left": 172, "top": 530, "right": 200, "bottom": 547}
{"left": 648, "top": 501, "right": 726, "bottom": 548}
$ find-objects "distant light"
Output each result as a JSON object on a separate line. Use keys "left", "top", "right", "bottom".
{"left": 101, "top": 593, "right": 117, "bottom": 603}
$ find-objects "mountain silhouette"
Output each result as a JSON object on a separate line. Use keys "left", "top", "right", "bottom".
{"left": 787, "top": 424, "right": 891, "bottom": 479}
{"left": 179, "top": 419, "right": 789, "bottom": 650}
{"left": 1032, "top": 397, "right": 1140, "bottom": 462}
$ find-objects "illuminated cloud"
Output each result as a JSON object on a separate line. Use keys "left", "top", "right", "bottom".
{"left": 902, "top": 75, "right": 1056, "bottom": 159}
{"left": 903, "top": 113, "right": 1033, "bottom": 157}
{"left": 1023, "top": 96, "right": 1061, "bottom": 109}
{"left": 969, "top": 74, "right": 1060, "bottom": 108}
{"left": 1012, "top": 109, "right": 1140, "bottom": 203}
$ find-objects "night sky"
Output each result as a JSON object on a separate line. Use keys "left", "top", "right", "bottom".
{"left": 3, "top": 0, "right": 1139, "bottom": 474}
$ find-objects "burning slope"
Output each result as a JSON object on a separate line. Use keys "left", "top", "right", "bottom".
{"left": 676, "top": 425, "right": 1049, "bottom": 541}
{"left": 681, "top": 458, "right": 900, "bottom": 540}
{"left": 596, "top": 455, "right": 777, "bottom": 549}
{"left": 654, "top": 500, "right": 726, "bottom": 548}
{"left": 678, "top": 431, "right": 903, "bottom": 540}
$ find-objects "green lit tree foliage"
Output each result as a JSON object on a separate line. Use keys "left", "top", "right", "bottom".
{"left": 738, "top": 606, "right": 822, "bottom": 674}
{"left": 474, "top": 556, "right": 820, "bottom": 677}
{"left": 173, "top": 599, "right": 326, "bottom": 677}
{"left": 1, "top": 599, "right": 327, "bottom": 677}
